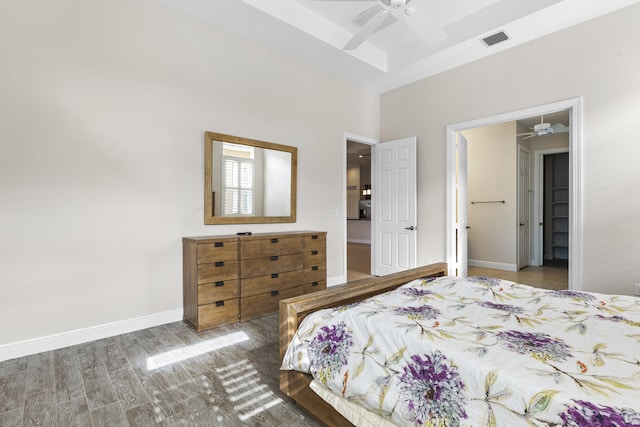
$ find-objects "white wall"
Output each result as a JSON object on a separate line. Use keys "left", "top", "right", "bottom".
{"left": 0, "top": 0, "right": 379, "bottom": 350}
{"left": 463, "top": 122, "right": 517, "bottom": 269}
{"left": 381, "top": 3, "right": 640, "bottom": 296}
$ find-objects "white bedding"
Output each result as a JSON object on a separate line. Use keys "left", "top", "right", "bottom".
{"left": 310, "top": 380, "right": 396, "bottom": 427}
{"left": 282, "top": 276, "right": 640, "bottom": 426}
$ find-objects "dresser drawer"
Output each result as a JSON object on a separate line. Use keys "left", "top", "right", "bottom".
{"left": 240, "top": 237, "right": 303, "bottom": 259}
{"left": 184, "top": 232, "right": 325, "bottom": 331}
{"left": 197, "top": 260, "right": 239, "bottom": 284}
{"left": 198, "top": 279, "right": 239, "bottom": 304}
{"left": 241, "top": 270, "right": 302, "bottom": 298}
{"left": 303, "top": 280, "right": 326, "bottom": 294}
{"left": 197, "top": 299, "right": 239, "bottom": 330}
{"left": 240, "top": 286, "right": 303, "bottom": 321}
{"left": 304, "top": 234, "right": 326, "bottom": 252}
{"left": 241, "top": 253, "right": 304, "bottom": 278}
{"left": 304, "top": 250, "right": 326, "bottom": 268}
{"left": 197, "top": 241, "right": 238, "bottom": 264}
{"left": 303, "top": 265, "right": 326, "bottom": 284}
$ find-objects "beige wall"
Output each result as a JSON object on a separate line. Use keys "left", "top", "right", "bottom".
{"left": 381, "top": 3, "right": 640, "bottom": 295}
{"left": 0, "top": 0, "right": 379, "bottom": 347}
{"left": 463, "top": 122, "right": 517, "bottom": 268}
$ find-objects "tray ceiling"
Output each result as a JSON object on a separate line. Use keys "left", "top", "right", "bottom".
{"left": 154, "top": 0, "right": 640, "bottom": 93}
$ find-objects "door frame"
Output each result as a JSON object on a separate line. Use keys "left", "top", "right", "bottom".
{"left": 445, "top": 97, "right": 583, "bottom": 289}
{"left": 343, "top": 132, "right": 378, "bottom": 281}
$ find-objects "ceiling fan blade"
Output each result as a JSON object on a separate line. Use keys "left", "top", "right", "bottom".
{"left": 517, "top": 132, "right": 536, "bottom": 139}
{"left": 403, "top": 4, "right": 446, "bottom": 46}
{"left": 550, "top": 123, "right": 569, "bottom": 133}
{"left": 344, "top": 8, "right": 391, "bottom": 50}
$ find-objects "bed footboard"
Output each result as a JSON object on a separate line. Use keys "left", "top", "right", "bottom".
{"left": 279, "top": 263, "right": 448, "bottom": 426}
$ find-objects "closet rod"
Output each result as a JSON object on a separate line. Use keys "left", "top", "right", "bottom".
{"left": 470, "top": 200, "right": 505, "bottom": 204}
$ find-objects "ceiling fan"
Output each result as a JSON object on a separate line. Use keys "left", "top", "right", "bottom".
{"left": 314, "top": 0, "right": 446, "bottom": 50}
{"left": 517, "top": 116, "right": 569, "bottom": 139}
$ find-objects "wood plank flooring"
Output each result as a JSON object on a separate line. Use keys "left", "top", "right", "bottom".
{"left": 346, "top": 243, "right": 372, "bottom": 281}
{"left": 2, "top": 250, "right": 568, "bottom": 426}
{"left": 467, "top": 265, "right": 568, "bottom": 290}
{"left": 347, "top": 243, "right": 568, "bottom": 290}
{"left": 0, "top": 315, "right": 321, "bottom": 427}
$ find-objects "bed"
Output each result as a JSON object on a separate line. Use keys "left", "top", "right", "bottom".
{"left": 279, "top": 263, "right": 640, "bottom": 426}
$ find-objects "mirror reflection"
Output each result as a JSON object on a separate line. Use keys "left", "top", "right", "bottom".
{"left": 204, "top": 132, "right": 297, "bottom": 224}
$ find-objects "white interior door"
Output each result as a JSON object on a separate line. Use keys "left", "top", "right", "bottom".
{"left": 372, "top": 137, "right": 417, "bottom": 276}
{"left": 518, "top": 146, "right": 531, "bottom": 269}
{"left": 456, "top": 133, "right": 468, "bottom": 277}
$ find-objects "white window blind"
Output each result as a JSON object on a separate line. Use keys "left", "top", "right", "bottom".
{"left": 222, "top": 147, "right": 254, "bottom": 215}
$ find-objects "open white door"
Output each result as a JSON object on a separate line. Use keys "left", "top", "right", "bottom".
{"left": 456, "top": 133, "right": 468, "bottom": 277}
{"left": 372, "top": 137, "right": 417, "bottom": 276}
{"left": 518, "top": 146, "right": 531, "bottom": 269}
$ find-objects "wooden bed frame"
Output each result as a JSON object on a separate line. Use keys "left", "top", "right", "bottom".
{"left": 279, "top": 262, "right": 448, "bottom": 426}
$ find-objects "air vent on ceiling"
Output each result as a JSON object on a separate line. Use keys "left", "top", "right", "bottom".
{"left": 481, "top": 31, "right": 509, "bottom": 47}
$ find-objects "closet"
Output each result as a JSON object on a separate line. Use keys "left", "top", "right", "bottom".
{"left": 543, "top": 152, "right": 569, "bottom": 265}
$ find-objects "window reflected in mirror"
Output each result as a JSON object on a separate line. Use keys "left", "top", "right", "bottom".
{"left": 204, "top": 132, "right": 297, "bottom": 224}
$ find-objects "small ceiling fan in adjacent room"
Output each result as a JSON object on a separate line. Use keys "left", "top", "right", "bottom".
{"left": 517, "top": 116, "right": 569, "bottom": 139}
{"left": 314, "top": 0, "right": 446, "bottom": 50}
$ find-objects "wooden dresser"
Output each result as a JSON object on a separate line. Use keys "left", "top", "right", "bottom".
{"left": 183, "top": 231, "right": 326, "bottom": 332}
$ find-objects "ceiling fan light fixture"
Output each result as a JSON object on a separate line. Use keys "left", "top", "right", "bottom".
{"left": 383, "top": 0, "right": 407, "bottom": 9}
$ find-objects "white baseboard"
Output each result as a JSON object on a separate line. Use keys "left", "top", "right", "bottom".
{"left": 0, "top": 309, "right": 183, "bottom": 363}
{"left": 347, "top": 239, "right": 371, "bottom": 245}
{"left": 328, "top": 275, "right": 346, "bottom": 287}
{"left": 468, "top": 260, "right": 518, "bottom": 272}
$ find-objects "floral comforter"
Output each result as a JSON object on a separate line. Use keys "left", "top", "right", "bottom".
{"left": 281, "top": 276, "right": 640, "bottom": 426}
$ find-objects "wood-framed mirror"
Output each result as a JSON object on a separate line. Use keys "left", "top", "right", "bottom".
{"left": 204, "top": 132, "right": 297, "bottom": 224}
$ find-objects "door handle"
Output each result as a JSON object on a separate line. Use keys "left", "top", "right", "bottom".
{"left": 520, "top": 223, "right": 525, "bottom": 226}
{"left": 404, "top": 226, "right": 417, "bottom": 231}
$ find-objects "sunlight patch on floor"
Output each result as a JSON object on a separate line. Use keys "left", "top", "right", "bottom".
{"left": 145, "top": 331, "right": 250, "bottom": 370}
{"left": 216, "top": 359, "right": 284, "bottom": 422}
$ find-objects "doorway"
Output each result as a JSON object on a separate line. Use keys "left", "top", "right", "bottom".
{"left": 345, "top": 136, "right": 375, "bottom": 281}
{"left": 446, "top": 98, "right": 582, "bottom": 290}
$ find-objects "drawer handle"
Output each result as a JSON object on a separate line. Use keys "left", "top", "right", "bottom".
{"left": 312, "top": 266, "right": 319, "bottom": 271}
{"left": 215, "top": 261, "right": 225, "bottom": 267}
{"left": 271, "top": 273, "right": 279, "bottom": 279}
{"left": 311, "top": 250, "right": 318, "bottom": 255}
{"left": 311, "top": 235, "right": 318, "bottom": 239}
{"left": 215, "top": 281, "right": 224, "bottom": 287}
{"left": 271, "top": 238, "right": 279, "bottom": 243}
{"left": 271, "top": 290, "right": 279, "bottom": 296}
{"left": 271, "top": 255, "right": 279, "bottom": 261}
{"left": 312, "top": 281, "right": 319, "bottom": 286}
{"left": 215, "top": 301, "right": 225, "bottom": 307}
{"left": 214, "top": 242, "right": 224, "bottom": 247}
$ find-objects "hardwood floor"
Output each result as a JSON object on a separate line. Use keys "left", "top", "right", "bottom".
{"left": 1, "top": 252, "right": 568, "bottom": 426}
{"left": 347, "top": 243, "right": 372, "bottom": 281}
{"left": 347, "top": 243, "right": 568, "bottom": 290}
{"left": 0, "top": 315, "right": 321, "bottom": 427}
{"left": 467, "top": 265, "right": 568, "bottom": 290}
